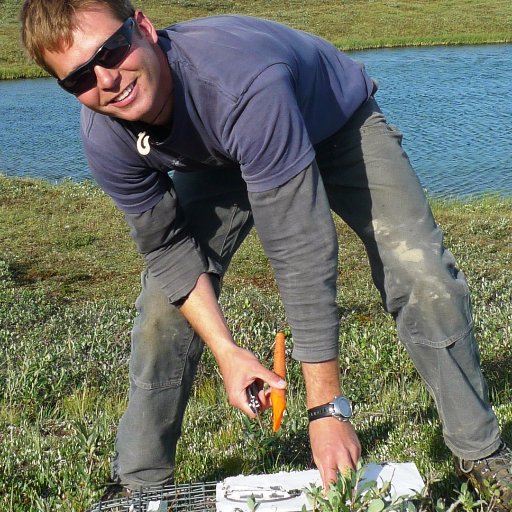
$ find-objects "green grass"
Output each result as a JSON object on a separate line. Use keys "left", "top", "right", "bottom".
{"left": 0, "top": 175, "right": 511, "bottom": 510}
{"left": 1, "top": 0, "right": 511, "bottom": 508}
{"left": 1, "top": 0, "right": 512, "bottom": 78}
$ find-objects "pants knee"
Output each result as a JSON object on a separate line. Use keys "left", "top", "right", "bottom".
{"left": 394, "top": 271, "right": 473, "bottom": 348}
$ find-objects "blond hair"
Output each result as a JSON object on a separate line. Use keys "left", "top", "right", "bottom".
{"left": 20, "top": 0, "right": 135, "bottom": 75}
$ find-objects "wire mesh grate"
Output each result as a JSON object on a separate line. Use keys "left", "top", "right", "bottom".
{"left": 89, "top": 481, "right": 218, "bottom": 512}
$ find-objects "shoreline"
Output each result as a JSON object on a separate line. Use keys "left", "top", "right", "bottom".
{"left": 1, "top": 172, "right": 511, "bottom": 202}
{"left": 2, "top": 38, "right": 510, "bottom": 81}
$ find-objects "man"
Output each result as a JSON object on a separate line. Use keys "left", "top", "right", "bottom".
{"left": 21, "top": 0, "right": 511, "bottom": 508}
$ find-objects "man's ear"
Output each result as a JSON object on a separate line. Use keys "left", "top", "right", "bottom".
{"left": 134, "top": 10, "right": 158, "bottom": 44}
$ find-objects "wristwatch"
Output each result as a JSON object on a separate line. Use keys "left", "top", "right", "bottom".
{"left": 307, "top": 396, "right": 353, "bottom": 422}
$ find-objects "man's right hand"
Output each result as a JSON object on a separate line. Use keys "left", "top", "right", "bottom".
{"left": 217, "top": 343, "right": 286, "bottom": 417}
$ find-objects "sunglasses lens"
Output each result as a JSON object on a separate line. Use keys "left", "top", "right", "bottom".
{"left": 60, "top": 68, "right": 97, "bottom": 95}
{"left": 97, "top": 43, "right": 131, "bottom": 69}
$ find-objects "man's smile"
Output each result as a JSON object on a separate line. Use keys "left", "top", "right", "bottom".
{"left": 111, "top": 80, "right": 136, "bottom": 104}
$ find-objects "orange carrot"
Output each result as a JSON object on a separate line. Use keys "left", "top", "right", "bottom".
{"left": 270, "top": 331, "right": 286, "bottom": 432}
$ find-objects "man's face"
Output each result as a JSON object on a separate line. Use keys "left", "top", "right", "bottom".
{"left": 43, "top": 5, "right": 173, "bottom": 125}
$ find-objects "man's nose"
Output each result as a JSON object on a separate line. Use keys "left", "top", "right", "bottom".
{"left": 94, "top": 65, "right": 121, "bottom": 90}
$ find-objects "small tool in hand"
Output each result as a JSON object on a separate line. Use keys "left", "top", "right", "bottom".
{"left": 246, "top": 382, "right": 263, "bottom": 430}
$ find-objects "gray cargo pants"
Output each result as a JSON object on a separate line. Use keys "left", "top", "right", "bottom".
{"left": 112, "top": 96, "right": 501, "bottom": 487}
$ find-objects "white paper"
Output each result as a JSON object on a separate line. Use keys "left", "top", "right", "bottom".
{"left": 362, "top": 462, "right": 424, "bottom": 500}
{"left": 216, "top": 463, "right": 424, "bottom": 512}
{"left": 147, "top": 500, "right": 168, "bottom": 512}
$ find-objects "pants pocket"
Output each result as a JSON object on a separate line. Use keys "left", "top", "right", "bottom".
{"left": 129, "top": 270, "right": 203, "bottom": 390}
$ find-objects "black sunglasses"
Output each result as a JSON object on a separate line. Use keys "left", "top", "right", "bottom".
{"left": 58, "top": 17, "right": 135, "bottom": 96}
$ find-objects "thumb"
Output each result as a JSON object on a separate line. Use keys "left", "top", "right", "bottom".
{"left": 261, "top": 368, "right": 286, "bottom": 389}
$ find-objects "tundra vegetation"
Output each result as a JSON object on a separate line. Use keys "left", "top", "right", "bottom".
{"left": 1, "top": 0, "right": 511, "bottom": 510}
{"left": 1, "top": 177, "right": 510, "bottom": 510}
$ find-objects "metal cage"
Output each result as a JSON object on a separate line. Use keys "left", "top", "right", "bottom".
{"left": 89, "top": 482, "right": 218, "bottom": 512}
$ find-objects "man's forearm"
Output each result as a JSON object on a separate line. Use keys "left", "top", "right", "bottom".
{"left": 179, "top": 272, "right": 237, "bottom": 359}
{"left": 302, "top": 358, "right": 342, "bottom": 408}
{"left": 179, "top": 272, "right": 287, "bottom": 416}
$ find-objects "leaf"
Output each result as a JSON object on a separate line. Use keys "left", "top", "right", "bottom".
{"left": 367, "top": 498, "right": 386, "bottom": 512}
{"left": 435, "top": 498, "right": 447, "bottom": 512}
{"left": 380, "top": 479, "right": 392, "bottom": 496}
{"left": 246, "top": 494, "right": 260, "bottom": 512}
{"left": 406, "top": 501, "right": 417, "bottom": 512}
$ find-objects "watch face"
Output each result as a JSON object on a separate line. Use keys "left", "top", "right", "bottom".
{"left": 333, "top": 396, "right": 352, "bottom": 419}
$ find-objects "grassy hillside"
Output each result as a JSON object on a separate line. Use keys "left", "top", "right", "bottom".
{"left": 1, "top": 0, "right": 511, "bottom": 78}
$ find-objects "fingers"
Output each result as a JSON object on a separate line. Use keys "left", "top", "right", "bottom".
{"left": 318, "top": 443, "right": 359, "bottom": 488}
{"left": 309, "top": 418, "right": 361, "bottom": 490}
{"left": 259, "top": 386, "right": 273, "bottom": 409}
{"left": 241, "top": 371, "right": 285, "bottom": 416}
{"left": 259, "top": 366, "right": 287, "bottom": 390}
{"left": 218, "top": 344, "right": 288, "bottom": 419}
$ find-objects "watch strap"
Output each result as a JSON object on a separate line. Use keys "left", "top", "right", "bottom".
{"left": 308, "top": 403, "right": 335, "bottom": 422}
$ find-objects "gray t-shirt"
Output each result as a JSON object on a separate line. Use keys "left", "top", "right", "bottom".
{"left": 81, "top": 15, "right": 373, "bottom": 214}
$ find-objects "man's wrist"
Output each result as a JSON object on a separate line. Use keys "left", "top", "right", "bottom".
{"left": 302, "top": 359, "right": 342, "bottom": 408}
{"left": 308, "top": 395, "right": 353, "bottom": 422}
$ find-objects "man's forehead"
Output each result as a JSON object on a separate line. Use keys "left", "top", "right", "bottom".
{"left": 42, "top": 7, "right": 123, "bottom": 76}
{"left": 69, "top": 7, "right": 124, "bottom": 47}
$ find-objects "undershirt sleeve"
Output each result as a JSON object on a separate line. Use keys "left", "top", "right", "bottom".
{"left": 248, "top": 162, "right": 340, "bottom": 362}
{"left": 124, "top": 183, "right": 212, "bottom": 304}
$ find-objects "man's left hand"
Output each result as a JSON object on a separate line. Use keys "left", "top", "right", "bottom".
{"left": 309, "top": 416, "right": 361, "bottom": 489}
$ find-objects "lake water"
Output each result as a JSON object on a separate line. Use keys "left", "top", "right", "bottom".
{"left": 0, "top": 44, "right": 510, "bottom": 198}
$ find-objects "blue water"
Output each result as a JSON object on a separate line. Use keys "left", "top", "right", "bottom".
{"left": 349, "top": 44, "right": 511, "bottom": 197}
{"left": 0, "top": 44, "right": 510, "bottom": 197}
{"left": 1, "top": 78, "right": 84, "bottom": 182}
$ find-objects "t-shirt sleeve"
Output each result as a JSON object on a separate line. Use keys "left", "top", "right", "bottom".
{"left": 80, "top": 109, "right": 210, "bottom": 304}
{"left": 222, "top": 64, "right": 316, "bottom": 192}
{"left": 80, "top": 109, "right": 170, "bottom": 214}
